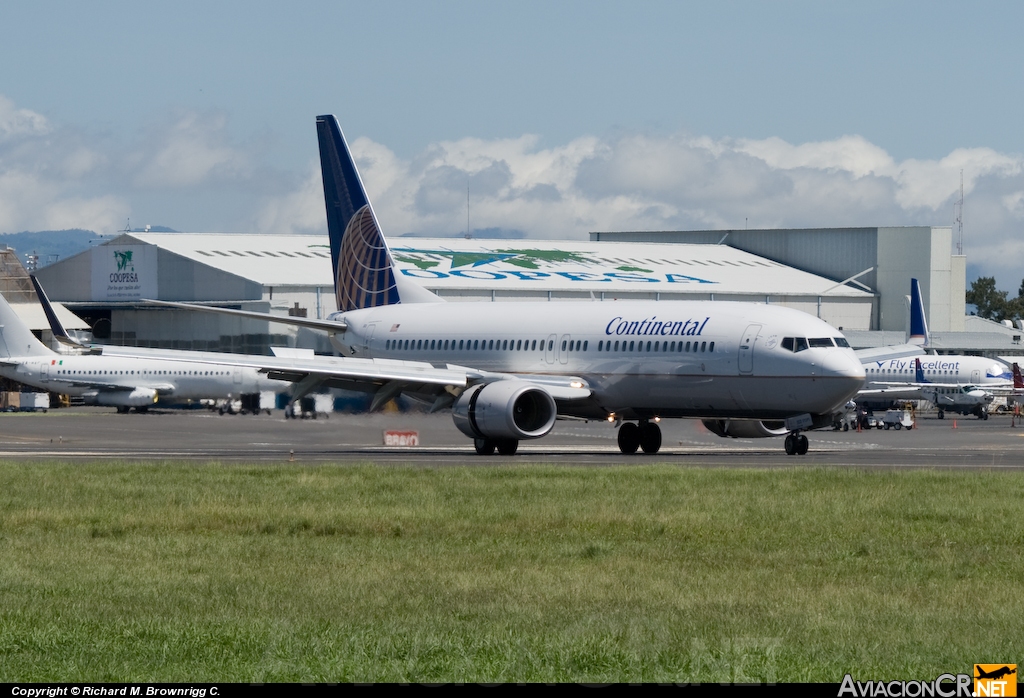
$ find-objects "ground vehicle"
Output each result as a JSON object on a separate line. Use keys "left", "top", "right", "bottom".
{"left": 856, "top": 408, "right": 884, "bottom": 430}
{"left": 882, "top": 408, "right": 914, "bottom": 430}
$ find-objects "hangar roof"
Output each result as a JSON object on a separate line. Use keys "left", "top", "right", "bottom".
{"left": 127, "top": 234, "right": 871, "bottom": 298}
{"left": 129, "top": 233, "right": 334, "bottom": 287}
{"left": 10, "top": 302, "right": 90, "bottom": 331}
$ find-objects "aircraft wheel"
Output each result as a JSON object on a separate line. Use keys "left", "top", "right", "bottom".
{"left": 884, "top": 423, "right": 890, "bottom": 430}
{"left": 617, "top": 422, "right": 640, "bottom": 455}
{"left": 982, "top": 412, "right": 989, "bottom": 421}
{"left": 474, "top": 438, "right": 496, "bottom": 456}
{"left": 135, "top": 406, "right": 148, "bottom": 414}
{"left": 937, "top": 411, "right": 944, "bottom": 419}
{"left": 496, "top": 439, "right": 518, "bottom": 456}
{"left": 843, "top": 422, "right": 849, "bottom": 432}
{"left": 639, "top": 422, "right": 662, "bottom": 454}
{"left": 796, "top": 434, "right": 809, "bottom": 455}
{"left": 784, "top": 434, "right": 796, "bottom": 455}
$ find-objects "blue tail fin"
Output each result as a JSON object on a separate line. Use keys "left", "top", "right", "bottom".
{"left": 316, "top": 115, "right": 400, "bottom": 312}
{"left": 914, "top": 358, "right": 930, "bottom": 384}
{"left": 909, "top": 278, "right": 929, "bottom": 346}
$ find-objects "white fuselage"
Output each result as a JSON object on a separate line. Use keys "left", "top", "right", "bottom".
{"left": 1, "top": 353, "right": 275, "bottom": 402}
{"left": 862, "top": 355, "right": 1010, "bottom": 401}
{"left": 327, "top": 300, "right": 865, "bottom": 420}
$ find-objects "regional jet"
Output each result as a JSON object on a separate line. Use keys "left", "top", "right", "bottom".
{"left": 135, "top": 114, "right": 864, "bottom": 456}
{"left": 0, "top": 285, "right": 282, "bottom": 412}
{"left": 856, "top": 278, "right": 1015, "bottom": 416}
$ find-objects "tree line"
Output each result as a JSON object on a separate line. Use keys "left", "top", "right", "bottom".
{"left": 966, "top": 276, "right": 1024, "bottom": 323}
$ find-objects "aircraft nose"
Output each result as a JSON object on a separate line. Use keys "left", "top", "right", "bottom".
{"left": 822, "top": 350, "right": 866, "bottom": 380}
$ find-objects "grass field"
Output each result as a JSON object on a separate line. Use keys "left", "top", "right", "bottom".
{"left": 0, "top": 461, "right": 1021, "bottom": 682}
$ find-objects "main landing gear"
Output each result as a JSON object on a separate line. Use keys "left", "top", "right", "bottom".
{"left": 474, "top": 438, "right": 519, "bottom": 456}
{"left": 784, "top": 431, "right": 809, "bottom": 456}
{"left": 617, "top": 420, "right": 662, "bottom": 455}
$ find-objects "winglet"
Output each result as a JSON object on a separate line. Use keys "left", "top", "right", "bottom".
{"left": 908, "top": 278, "right": 929, "bottom": 346}
{"left": 30, "top": 274, "right": 84, "bottom": 348}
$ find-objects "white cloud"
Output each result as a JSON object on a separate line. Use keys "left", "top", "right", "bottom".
{"left": 0, "top": 94, "right": 127, "bottom": 233}
{"left": 132, "top": 112, "right": 251, "bottom": 188}
{"left": 252, "top": 163, "right": 325, "bottom": 235}
{"left": 0, "top": 95, "right": 49, "bottom": 140}
{"left": 4, "top": 91, "right": 1024, "bottom": 289}
{"left": 257, "top": 129, "right": 1024, "bottom": 286}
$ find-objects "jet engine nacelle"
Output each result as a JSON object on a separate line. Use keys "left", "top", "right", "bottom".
{"left": 702, "top": 419, "right": 789, "bottom": 439}
{"left": 87, "top": 387, "right": 159, "bottom": 407}
{"left": 452, "top": 381, "right": 557, "bottom": 440}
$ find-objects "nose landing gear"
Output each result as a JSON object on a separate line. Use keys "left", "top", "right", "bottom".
{"left": 784, "top": 431, "right": 809, "bottom": 456}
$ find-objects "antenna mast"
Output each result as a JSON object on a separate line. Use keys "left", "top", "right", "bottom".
{"left": 466, "top": 182, "right": 471, "bottom": 239}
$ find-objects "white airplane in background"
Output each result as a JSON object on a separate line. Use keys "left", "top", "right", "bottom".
{"left": 0, "top": 278, "right": 282, "bottom": 413}
{"left": 131, "top": 114, "right": 864, "bottom": 456}
{"left": 856, "top": 278, "right": 1014, "bottom": 416}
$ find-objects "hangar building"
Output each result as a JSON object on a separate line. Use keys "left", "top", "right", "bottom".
{"left": 34, "top": 232, "right": 875, "bottom": 355}
{"left": 591, "top": 226, "right": 966, "bottom": 336}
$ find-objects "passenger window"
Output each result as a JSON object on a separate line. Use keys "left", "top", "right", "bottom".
{"left": 583, "top": 340, "right": 588, "bottom": 351}
{"left": 459, "top": 340, "right": 464, "bottom": 350}
{"left": 709, "top": 341, "right": 715, "bottom": 352}
{"left": 701, "top": 341, "right": 706, "bottom": 352}
{"left": 517, "top": 340, "right": 522, "bottom": 350}
{"left": 629, "top": 341, "right": 635, "bottom": 351}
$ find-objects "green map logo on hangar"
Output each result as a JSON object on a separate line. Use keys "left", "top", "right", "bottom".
{"left": 384, "top": 246, "right": 718, "bottom": 285}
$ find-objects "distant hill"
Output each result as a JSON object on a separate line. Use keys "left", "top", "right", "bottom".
{"left": 400, "top": 227, "right": 526, "bottom": 240}
{"left": 0, "top": 227, "right": 179, "bottom": 268}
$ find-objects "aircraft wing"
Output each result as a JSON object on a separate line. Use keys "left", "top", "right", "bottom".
{"left": 856, "top": 385, "right": 926, "bottom": 398}
{"left": 97, "top": 346, "right": 592, "bottom": 403}
{"left": 140, "top": 299, "right": 348, "bottom": 333}
{"left": 854, "top": 344, "right": 926, "bottom": 363}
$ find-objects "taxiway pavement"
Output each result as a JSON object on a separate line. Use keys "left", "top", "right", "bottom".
{"left": 1, "top": 407, "right": 1023, "bottom": 468}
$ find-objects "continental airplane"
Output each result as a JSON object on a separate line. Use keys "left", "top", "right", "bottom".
{"left": 0, "top": 280, "right": 281, "bottom": 412}
{"left": 134, "top": 114, "right": 864, "bottom": 456}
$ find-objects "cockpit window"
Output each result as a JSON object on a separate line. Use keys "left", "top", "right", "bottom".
{"left": 834, "top": 337, "right": 850, "bottom": 348}
{"left": 781, "top": 337, "right": 794, "bottom": 351}
{"left": 794, "top": 337, "right": 808, "bottom": 352}
{"left": 808, "top": 338, "right": 835, "bottom": 348}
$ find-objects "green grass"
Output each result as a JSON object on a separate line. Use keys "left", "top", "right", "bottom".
{"left": 0, "top": 462, "right": 1021, "bottom": 682}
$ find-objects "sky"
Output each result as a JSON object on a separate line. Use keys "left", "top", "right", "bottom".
{"left": 1, "top": 0, "right": 1023, "bottom": 289}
